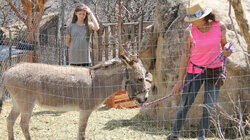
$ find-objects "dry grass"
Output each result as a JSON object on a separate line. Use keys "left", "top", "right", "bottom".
{"left": 0, "top": 100, "right": 222, "bottom": 140}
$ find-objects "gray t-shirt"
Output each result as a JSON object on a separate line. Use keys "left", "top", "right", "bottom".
{"left": 65, "top": 23, "right": 91, "bottom": 64}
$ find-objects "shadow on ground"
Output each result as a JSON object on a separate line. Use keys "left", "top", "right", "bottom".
{"left": 103, "top": 113, "right": 238, "bottom": 139}
{"left": 103, "top": 113, "right": 172, "bottom": 136}
{"left": 33, "top": 111, "right": 65, "bottom": 116}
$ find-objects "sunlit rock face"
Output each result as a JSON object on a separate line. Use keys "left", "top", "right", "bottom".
{"left": 139, "top": 0, "right": 249, "bottom": 124}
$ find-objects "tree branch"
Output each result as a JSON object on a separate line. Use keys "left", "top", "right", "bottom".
{"left": 5, "top": 0, "right": 26, "bottom": 24}
{"left": 20, "top": 0, "right": 28, "bottom": 15}
{"left": 38, "top": 0, "right": 48, "bottom": 12}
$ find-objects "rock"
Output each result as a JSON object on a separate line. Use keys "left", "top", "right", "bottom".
{"left": 139, "top": 0, "right": 249, "bottom": 125}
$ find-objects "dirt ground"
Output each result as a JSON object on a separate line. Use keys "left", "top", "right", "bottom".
{"left": 0, "top": 100, "right": 222, "bottom": 140}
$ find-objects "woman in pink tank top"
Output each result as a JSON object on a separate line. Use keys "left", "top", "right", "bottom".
{"left": 167, "top": 1, "right": 232, "bottom": 140}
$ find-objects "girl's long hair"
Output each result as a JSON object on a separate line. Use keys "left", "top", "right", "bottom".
{"left": 71, "top": 4, "right": 90, "bottom": 41}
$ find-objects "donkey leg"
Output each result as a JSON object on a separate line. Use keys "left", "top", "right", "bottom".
{"left": 20, "top": 111, "right": 33, "bottom": 140}
{"left": 7, "top": 105, "right": 20, "bottom": 140}
{"left": 17, "top": 92, "right": 35, "bottom": 140}
{"left": 77, "top": 110, "right": 92, "bottom": 140}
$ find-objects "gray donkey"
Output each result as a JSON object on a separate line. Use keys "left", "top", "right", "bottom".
{"left": 0, "top": 54, "right": 152, "bottom": 140}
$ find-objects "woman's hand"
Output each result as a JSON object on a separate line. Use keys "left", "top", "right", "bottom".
{"left": 223, "top": 49, "right": 232, "bottom": 57}
{"left": 220, "top": 23, "right": 231, "bottom": 58}
{"left": 171, "top": 81, "right": 183, "bottom": 95}
{"left": 85, "top": 5, "right": 99, "bottom": 31}
{"left": 84, "top": 6, "right": 92, "bottom": 14}
{"left": 223, "top": 42, "right": 233, "bottom": 57}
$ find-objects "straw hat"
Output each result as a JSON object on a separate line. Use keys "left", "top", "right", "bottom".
{"left": 184, "top": 0, "right": 212, "bottom": 22}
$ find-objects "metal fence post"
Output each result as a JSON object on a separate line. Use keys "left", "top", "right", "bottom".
{"left": 118, "top": 0, "right": 122, "bottom": 55}
{"left": 8, "top": 30, "right": 12, "bottom": 66}
{"left": 33, "top": 33, "right": 37, "bottom": 63}
{"left": 60, "top": 0, "right": 66, "bottom": 65}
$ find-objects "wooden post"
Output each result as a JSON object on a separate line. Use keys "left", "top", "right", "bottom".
{"left": 8, "top": 30, "right": 12, "bottom": 66}
{"left": 91, "top": 32, "right": 95, "bottom": 65}
{"left": 124, "top": 24, "right": 129, "bottom": 53}
{"left": 32, "top": 21, "right": 37, "bottom": 63}
{"left": 97, "top": 24, "right": 103, "bottom": 61}
{"left": 117, "top": 0, "right": 122, "bottom": 55}
{"left": 111, "top": 25, "right": 116, "bottom": 58}
{"left": 59, "top": 0, "right": 65, "bottom": 65}
{"left": 92, "top": 1, "right": 98, "bottom": 65}
{"left": 138, "top": 2, "right": 144, "bottom": 51}
{"left": 104, "top": 26, "right": 109, "bottom": 60}
{"left": 65, "top": 48, "right": 69, "bottom": 65}
{"left": 138, "top": 22, "right": 142, "bottom": 50}
{"left": 131, "top": 24, "right": 135, "bottom": 55}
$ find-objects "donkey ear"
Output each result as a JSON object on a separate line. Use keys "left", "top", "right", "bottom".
{"left": 119, "top": 53, "right": 134, "bottom": 66}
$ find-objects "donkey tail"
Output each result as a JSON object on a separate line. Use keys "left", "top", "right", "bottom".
{"left": 0, "top": 76, "right": 6, "bottom": 114}
{"left": 0, "top": 93, "right": 2, "bottom": 114}
{"left": 0, "top": 87, "right": 3, "bottom": 114}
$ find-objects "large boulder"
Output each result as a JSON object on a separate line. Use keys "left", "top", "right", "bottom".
{"left": 139, "top": 0, "right": 249, "bottom": 126}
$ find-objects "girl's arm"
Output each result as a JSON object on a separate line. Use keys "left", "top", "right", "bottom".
{"left": 171, "top": 28, "right": 191, "bottom": 95}
{"left": 65, "top": 24, "right": 72, "bottom": 47}
{"left": 84, "top": 6, "right": 99, "bottom": 31}
{"left": 221, "top": 22, "right": 231, "bottom": 57}
{"left": 88, "top": 12, "right": 100, "bottom": 31}
{"left": 66, "top": 34, "right": 71, "bottom": 47}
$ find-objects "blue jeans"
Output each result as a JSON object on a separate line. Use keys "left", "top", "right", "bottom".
{"left": 171, "top": 73, "right": 220, "bottom": 139}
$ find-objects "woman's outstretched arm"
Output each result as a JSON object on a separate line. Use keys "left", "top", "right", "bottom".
{"left": 171, "top": 28, "right": 191, "bottom": 95}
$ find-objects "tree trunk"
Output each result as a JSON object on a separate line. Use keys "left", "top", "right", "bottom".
{"left": 231, "top": 0, "right": 250, "bottom": 56}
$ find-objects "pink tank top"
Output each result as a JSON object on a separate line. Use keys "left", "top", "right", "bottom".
{"left": 187, "top": 22, "right": 223, "bottom": 74}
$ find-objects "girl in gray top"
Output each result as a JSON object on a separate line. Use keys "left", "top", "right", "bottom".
{"left": 66, "top": 4, "right": 99, "bottom": 66}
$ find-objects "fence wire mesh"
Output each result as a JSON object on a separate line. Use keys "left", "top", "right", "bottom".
{"left": 0, "top": 1, "right": 249, "bottom": 140}
{"left": 0, "top": 24, "right": 248, "bottom": 139}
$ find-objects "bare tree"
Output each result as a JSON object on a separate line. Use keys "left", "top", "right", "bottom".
{"left": 84, "top": 0, "right": 156, "bottom": 23}
{"left": 206, "top": 93, "right": 249, "bottom": 140}
{"left": 0, "top": 2, "right": 9, "bottom": 27}
{"left": 0, "top": 1, "right": 14, "bottom": 27}
{"left": 4, "top": 0, "right": 50, "bottom": 41}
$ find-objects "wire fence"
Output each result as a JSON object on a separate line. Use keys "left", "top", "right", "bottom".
{"left": 0, "top": 23, "right": 248, "bottom": 139}
{"left": 0, "top": 0, "right": 249, "bottom": 139}
{"left": 0, "top": 22, "right": 150, "bottom": 66}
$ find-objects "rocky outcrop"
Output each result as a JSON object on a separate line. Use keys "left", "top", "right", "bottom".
{"left": 139, "top": 0, "right": 249, "bottom": 124}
